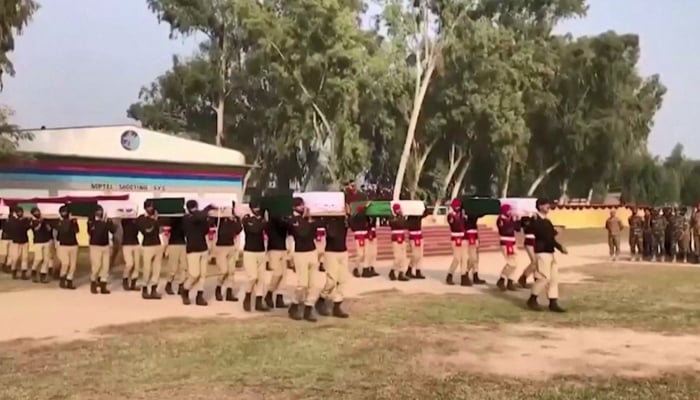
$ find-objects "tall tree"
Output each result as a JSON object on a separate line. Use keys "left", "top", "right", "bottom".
{"left": 0, "top": 0, "right": 39, "bottom": 86}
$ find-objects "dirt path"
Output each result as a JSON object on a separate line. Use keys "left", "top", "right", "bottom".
{"left": 420, "top": 324, "right": 700, "bottom": 379}
{"left": 0, "top": 244, "right": 604, "bottom": 342}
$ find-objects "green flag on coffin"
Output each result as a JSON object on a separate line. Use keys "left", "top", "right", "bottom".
{"left": 460, "top": 196, "right": 501, "bottom": 216}
{"left": 67, "top": 202, "right": 100, "bottom": 217}
{"left": 147, "top": 197, "right": 185, "bottom": 215}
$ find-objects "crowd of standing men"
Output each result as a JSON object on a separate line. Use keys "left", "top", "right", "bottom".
{"left": 605, "top": 206, "right": 700, "bottom": 262}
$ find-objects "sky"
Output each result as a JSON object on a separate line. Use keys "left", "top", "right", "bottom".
{"left": 1, "top": 0, "right": 699, "bottom": 158}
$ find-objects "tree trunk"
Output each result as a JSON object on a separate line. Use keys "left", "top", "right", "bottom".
{"left": 407, "top": 138, "right": 438, "bottom": 200}
{"left": 441, "top": 148, "right": 464, "bottom": 199}
{"left": 215, "top": 35, "right": 227, "bottom": 147}
{"left": 215, "top": 96, "right": 225, "bottom": 146}
{"left": 450, "top": 159, "right": 471, "bottom": 200}
{"left": 500, "top": 158, "right": 512, "bottom": 198}
{"left": 526, "top": 161, "right": 561, "bottom": 196}
{"left": 558, "top": 178, "right": 569, "bottom": 204}
{"left": 392, "top": 55, "right": 438, "bottom": 200}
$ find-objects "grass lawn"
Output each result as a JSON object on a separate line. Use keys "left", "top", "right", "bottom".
{"left": 1, "top": 263, "right": 700, "bottom": 399}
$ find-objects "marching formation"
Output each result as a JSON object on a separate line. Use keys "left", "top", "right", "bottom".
{"left": 0, "top": 193, "right": 570, "bottom": 322}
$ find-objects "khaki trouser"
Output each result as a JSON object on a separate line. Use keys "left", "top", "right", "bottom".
{"left": 58, "top": 245, "right": 79, "bottom": 279}
{"left": 409, "top": 236, "right": 424, "bottom": 270}
{"left": 9, "top": 243, "right": 29, "bottom": 271}
{"left": 315, "top": 237, "right": 326, "bottom": 265}
{"left": 448, "top": 239, "right": 468, "bottom": 275}
{"left": 694, "top": 230, "right": 700, "bottom": 257}
{"left": 391, "top": 241, "right": 408, "bottom": 273}
{"left": 184, "top": 251, "right": 209, "bottom": 292}
{"left": 532, "top": 253, "right": 558, "bottom": 299}
{"left": 214, "top": 244, "right": 239, "bottom": 288}
{"left": 49, "top": 241, "right": 59, "bottom": 269}
{"left": 608, "top": 235, "right": 620, "bottom": 256}
{"left": 467, "top": 242, "right": 479, "bottom": 272}
{"left": 522, "top": 245, "right": 537, "bottom": 277}
{"left": 0, "top": 239, "right": 10, "bottom": 264}
{"left": 293, "top": 251, "right": 320, "bottom": 306}
{"left": 166, "top": 244, "right": 187, "bottom": 284}
{"left": 286, "top": 236, "right": 295, "bottom": 266}
{"left": 321, "top": 251, "right": 349, "bottom": 302}
{"left": 122, "top": 245, "right": 142, "bottom": 280}
{"left": 243, "top": 251, "right": 267, "bottom": 295}
{"left": 267, "top": 249, "right": 287, "bottom": 292}
{"left": 89, "top": 245, "right": 110, "bottom": 281}
{"left": 365, "top": 238, "right": 377, "bottom": 267}
{"left": 31, "top": 242, "right": 51, "bottom": 274}
{"left": 499, "top": 243, "right": 517, "bottom": 279}
{"left": 142, "top": 245, "right": 163, "bottom": 287}
{"left": 353, "top": 238, "right": 366, "bottom": 269}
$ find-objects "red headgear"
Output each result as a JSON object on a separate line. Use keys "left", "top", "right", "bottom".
{"left": 500, "top": 203, "right": 511, "bottom": 215}
{"left": 357, "top": 204, "right": 365, "bottom": 213}
{"left": 392, "top": 203, "right": 401, "bottom": 212}
{"left": 451, "top": 199, "right": 461, "bottom": 209}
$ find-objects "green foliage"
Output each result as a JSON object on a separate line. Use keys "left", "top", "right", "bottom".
{"left": 130, "top": 0, "right": 668, "bottom": 199}
{"left": 0, "top": 0, "right": 39, "bottom": 86}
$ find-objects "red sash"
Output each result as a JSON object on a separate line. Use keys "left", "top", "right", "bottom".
{"left": 356, "top": 237, "right": 366, "bottom": 247}
{"left": 466, "top": 231, "right": 477, "bottom": 245}
{"left": 453, "top": 237, "right": 462, "bottom": 247}
{"left": 505, "top": 243, "right": 515, "bottom": 255}
{"left": 409, "top": 231, "right": 422, "bottom": 246}
{"left": 207, "top": 227, "right": 216, "bottom": 241}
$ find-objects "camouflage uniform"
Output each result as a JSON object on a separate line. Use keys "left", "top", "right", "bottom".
{"left": 627, "top": 211, "right": 644, "bottom": 261}
{"left": 664, "top": 208, "right": 676, "bottom": 260}
{"left": 676, "top": 209, "right": 690, "bottom": 262}
{"left": 651, "top": 210, "right": 667, "bottom": 261}
{"left": 642, "top": 210, "right": 653, "bottom": 260}
{"left": 692, "top": 209, "right": 700, "bottom": 262}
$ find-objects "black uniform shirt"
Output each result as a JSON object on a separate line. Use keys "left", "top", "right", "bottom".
{"left": 325, "top": 217, "right": 348, "bottom": 252}
{"left": 216, "top": 216, "right": 243, "bottom": 246}
{"left": 183, "top": 211, "right": 210, "bottom": 253}
{"left": 243, "top": 214, "right": 266, "bottom": 252}
{"left": 31, "top": 219, "right": 53, "bottom": 244}
{"left": 121, "top": 219, "right": 141, "bottom": 246}
{"left": 10, "top": 216, "right": 30, "bottom": 244}
{"left": 288, "top": 214, "right": 316, "bottom": 252}
{"left": 137, "top": 215, "right": 161, "bottom": 246}
{"left": 0, "top": 220, "right": 8, "bottom": 240}
{"left": 266, "top": 217, "right": 288, "bottom": 251}
{"left": 55, "top": 218, "right": 79, "bottom": 246}
{"left": 168, "top": 217, "right": 186, "bottom": 245}
{"left": 531, "top": 214, "right": 563, "bottom": 254}
{"left": 88, "top": 218, "right": 116, "bottom": 246}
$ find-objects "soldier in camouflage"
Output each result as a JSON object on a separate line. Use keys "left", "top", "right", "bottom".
{"left": 664, "top": 207, "right": 676, "bottom": 261}
{"left": 627, "top": 207, "right": 644, "bottom": 261}
{"left": 650, "top": 208, "right": 667, "bottom": 262}
{"left": 677, "top": 207, "right": 690, "bottom": 263}
{"left": 642, "top": 208, "right": 653, "bottom": 260}
{"left": 691, "top": 205, "right": 700, "bottom": 263}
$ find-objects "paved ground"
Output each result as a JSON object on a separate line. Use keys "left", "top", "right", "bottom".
{"left": 0, "top": 243, "right": 616, "bottom": 342}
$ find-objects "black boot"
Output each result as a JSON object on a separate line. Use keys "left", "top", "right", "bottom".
{"left": 518, "top": 275, "right": 528, "bottom": 288}
{"left": 414, "top": 269, "right": 426, "bottom": 279}
{"left": 506, "top": 279, "right": 518, "bottom": 291}
{"left": 20, "top": 270, "right": 29, "bottom": 280}
{"left": 181, "top": 289, "right": 191, "bottom": 305}
{"left": 122, "top": 278, "right": 130, "bottom": 291}
{"left": 150, "top": 285, "right": 162, "bottom": 300}
{"left": 40, "top": 273, "right": 49, "bottom": 283}
{"left": 460, "top": 274, "right": 472, "bottom": 287}
{"left": 130, "top": 279, "right": 138, "bottom": 291}
{"left": 303, "top": 305, "right": 317, "bottom": 322}
{"left": 352, "top": 268, "right": 361, "bottom": 278}
{"left": 361, "top": 267, "right": 372, "bottom": 278}
{"left": 526, "top": 295, "right": 542, "bottom": 311}
{"left": 59, "top": 277, "right": 66, "bottom": 288}
{"left": 332, "top": 302, "right": 349, "bottom": 318}
{"left": 398, "top": 271, "right": 409, "bottom": 282}
{"left": 275, "top": 294, "right": 287, "bottom": 308}
{"left": 1, "top": 265, "right": 9, "bottom": 273}
{"left": 548, "top": 299, "right": 566, "bottom": 313}
{"left": 497, "top": 278, "right": 506, "bottom": 291}
{"left": 65, "top": 279, "right": 76, "bottom": 290}
{"left": 369, "top": 266, "right": 379, "bottom": 277}
{"left": 264, "top": 291, "right": 275, "bottom": 309}
{"left": 243, "top": 293, "right": 252, "bottom": 312}
{"left": 177, "top": 283, "right": 184, "bottom": 296}
{"left": 473, "top": 273, "right": 486, "bottom": 285}
{"left": 446, "top": 273, "right": 454, "bottom": 285}
{"left": 141, "top": 286, "right": 151, "bottom": 299}
{"left": 31, "top": 270, "right": 38, "bottom": 282}
{"left": 195, "top": 291, "right": 207, "bottom": 306}
{"left": 388, "top": 270, "right": 397, "bottom": 281}
{"left": 288, "top": 304, "right": 302, "bottom": 320}
{"left": 99, "top": 281, "right": 111, "bottom": 294}
{"left": 315, "top": 297, "right": 330, "bottom": 316}
{"left": 215, "top": 286, "right": 224, "bottom": 301}
{"left": 165, "top": 281, "right": 174, "bottom": 295}
{"left": 406, "top": 267, "right": 415, "bottom": 279}
{"left": 225, "top": 288, "right": 238, "bottom": 302}
{"left": 255, "top": 296, "right": 270, "bottom": 312}
{"left": 90, "top": 281, "right": 99, "bottom": 294}
{"left": 11, "top": 269, "right": 18, "bottom": 280}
